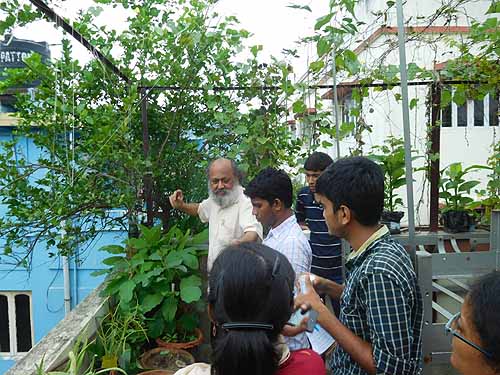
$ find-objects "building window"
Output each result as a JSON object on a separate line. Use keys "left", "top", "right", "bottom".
{"left": 442, "top": 102, "right": 452, "bottom": 127}
{"left": 457, "top": 102, "right": 467, "bottom": 127}
{"left": 474, "top": 99, "right": 484, "bottom": 126}
{"left": 0, "top": 292, "right": 33, "bottom": 357}
{"left": 440, "top": 92, "right": 498, "bottom": 127}
{"left": 490, "top": 93, "right": 499, "bottom": 127}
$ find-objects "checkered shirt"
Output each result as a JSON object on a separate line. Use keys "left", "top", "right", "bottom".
{"left": 264, "top": 215, "right": 312, "bottom": 351}
{"left": 330, "top": 233, "right": 424, "bottom": 375}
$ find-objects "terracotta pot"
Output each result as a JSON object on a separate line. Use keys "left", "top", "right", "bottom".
{"left": 140, "top": 347, "right": 195, "bottom": 374}
{"left": 155, "top": 328, "right": 203, "bottom": 350}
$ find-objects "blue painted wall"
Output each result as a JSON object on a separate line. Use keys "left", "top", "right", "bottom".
{"left": 0, "top": 126, "right": 127, "bottom": 373}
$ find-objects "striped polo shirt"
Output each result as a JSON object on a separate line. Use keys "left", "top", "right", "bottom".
{"left": 295, "top": 186, "right": 343, "bottom": 283}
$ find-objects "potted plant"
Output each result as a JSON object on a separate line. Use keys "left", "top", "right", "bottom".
{"left": 94, "top": 305, "right": 148, "bottom": 371}
{"left": 369, "top": 136, "right": 416, "bottom": 234}
{"left": 439, "top": 162, "right": 487, "bottom": 232}
{"left": 138, "top": 347, "right": 195, "bottom": 375}
{"left": 36, "top": 338, "right": 127, "bottom": 375}
{"left": 469, "top": 141, "right": 499, "bottom": 225}
{"left": 98, "top": 225, "right": 207, "bottom": 354}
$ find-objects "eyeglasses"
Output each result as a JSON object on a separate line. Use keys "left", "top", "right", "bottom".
{"left": 445, "top": 312, "right": 492, "bottom": 358}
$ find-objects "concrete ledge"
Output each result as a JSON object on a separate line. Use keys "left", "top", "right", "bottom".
{"left": 6, "top": 283, "right": 109, "bottom": 375}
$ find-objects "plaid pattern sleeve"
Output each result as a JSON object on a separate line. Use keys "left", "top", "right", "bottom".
{"left": 360, "top": 273, "right": 422, "bottom": 374}
{"left": 330, "top": 235, "right": 423, "bottom": 375}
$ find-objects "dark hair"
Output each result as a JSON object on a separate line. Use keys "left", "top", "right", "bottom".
{"left": 208, "top": 242, "right": 295, "bottom": 375}
{"left": 244, "top": 168, "right": 293, "bottom": 208}
{"left": 207, "top": 158, "right": 244, "bottom": 184}
{"left": 316, "top": 156, "right": 384, "bottom": 226}
{"left": 304, "top": 152, "right": 333, "bottom": 171}
{"left": 468, "top": 271, "right": 500, "bottom": 371}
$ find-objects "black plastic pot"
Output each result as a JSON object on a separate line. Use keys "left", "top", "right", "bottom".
{"left": 441, "top": 210, "right": 474, "bottom": 233}
{"left": 381, "top": 211, "right": 404, "bottom": 234}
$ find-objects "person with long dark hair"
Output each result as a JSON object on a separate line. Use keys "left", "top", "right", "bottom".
{"left": 446, "top": 270, "right": 500, "bottom": 375}
{"left": 174, "top": 242, "right": 325, "bottom": 375}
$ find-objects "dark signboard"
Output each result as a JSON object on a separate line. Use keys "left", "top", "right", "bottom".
{"left": 0, "top": 35, "right": 50, "bottom": 87}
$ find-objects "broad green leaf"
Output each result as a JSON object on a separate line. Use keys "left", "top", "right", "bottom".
{"left": 292, "top": 100, "right": 307, "bottom": 114}
{"left": 309, "top": 60, "right": 325, "bottom": 73}
{"left": 315, "top": 13, "right": 333, "bottom": 30}
{"left": 119, "top": 280, "right": 135, "bottom": 303}
{"left": 191, "top": 229, "right": 209, "bottom": 245}
{"left": 453, "top": 88, "right": 467, "bottom": 106}
{"left": 141, "top": 293, "right": 163, "bottom": 313}
{"left": 487, "top": 2, "right": 500, "bottom": 13}
{"left": 441, "top": 89, "right": 452, "bottom": 108}
{"left": 100, "top": 244, "right": 125, "bottom": 254}
{"left": 316, "top": 37, "right": 330, "bottom": 57}
{"left": 458, "top": 180, "right": 480, "bottom": 192}
{"left": 180, "top": 286, "right": 202, "bottom": 303}
{"left": 102, "top": 256, "right": 125, "bottom": 266}
{"left": 161, "top": 297, "right": 178, "bottom": 321}
{"left": 182, "top": 253, "right": 199, "bottom": 269}
{"left": 90, "top": 269, "right": 109, "bottom": 277}
{"left": 409, "top": 98, "right": 418, "bottom": 109}
{"left": 180, "top": 275, "right": 202, "bottom": 303}
{"left": 166, "top": 251, "right": 183, "bottom": 267}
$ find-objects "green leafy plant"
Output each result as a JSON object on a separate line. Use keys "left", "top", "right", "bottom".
{"left": 95, "top": 305, "right": 147, "bottom": 370}
{"left": 369, "top": 136, "right": 418, "bottom": 212}
{"left": 469, "top": 141, "right": 499, "bottom": 223}
{"left": 0, "top": 0, "right": 301, "bottom": 265}
{"left": 98, "top": 225, "right": 207, "bottom": 340}
{"left": 35, "top": 338, "right": 127, "bottom": 375}
{"left": 439, "top": 163, "right": 489, "bottom": 212}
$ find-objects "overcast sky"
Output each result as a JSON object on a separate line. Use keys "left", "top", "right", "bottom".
{"left": 10, "top": 0, "right": 329, "bottom": 79}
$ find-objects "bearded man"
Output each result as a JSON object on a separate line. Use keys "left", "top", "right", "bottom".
{"left": 169, "top": 158, "right": 263, "bottom": 270}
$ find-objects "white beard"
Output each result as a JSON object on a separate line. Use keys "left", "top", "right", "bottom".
{"left": 208, "top": 184, "right": 240, "bottom": 208}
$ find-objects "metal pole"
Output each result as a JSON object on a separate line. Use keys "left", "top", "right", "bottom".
{"left": 29, "top": 0, "right": 130, "bottom": 84}
{"left": 429, "top": 83, "right": 441, "bottom": 232}
{"left": 396, "top": 0, "right": 416, "bottom": 263}
{"left": 491, "top": 210, "right": 500, "bottom": 270}
{"left": 141, "top": 88, "right": 154, "bottom": 227}
{"left": 331, "top": 48, "right": 341, "bottom": 159}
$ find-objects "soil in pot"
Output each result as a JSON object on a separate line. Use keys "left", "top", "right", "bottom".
{"left": 381, "top": 211, "right": 404, "bottom": 234}
{"left": 140, "top": 347, "right": 194, "bottom": 374}
{"left": 442, "top": 210, "right": 473, "bottom": 233}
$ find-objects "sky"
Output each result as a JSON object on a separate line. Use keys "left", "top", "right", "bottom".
{"left": 9, "top": 0, "right": 330, "bottom": 80}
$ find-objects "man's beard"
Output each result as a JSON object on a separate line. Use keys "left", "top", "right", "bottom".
{"left": 208, "top": 184, "right": 240, "bottom": 208}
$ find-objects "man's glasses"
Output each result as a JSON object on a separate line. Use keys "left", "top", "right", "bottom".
{"left": 445, "top": 312, "right": 492, "bottom": 358}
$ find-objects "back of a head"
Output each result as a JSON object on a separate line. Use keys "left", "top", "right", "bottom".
{"left": 316, "top": 156, "right": 384, "bottom": 226}
{"left": 245, "top": 167, "right": 293, "bottom": 208}
{"left": 208, "top": 242, "right": 295, "bottom": 375}
{"left": 304, "top": 152, "right": 333, "bottom": 171}
{"left": 468, "top": 271, "right": 500, "bottom": 372}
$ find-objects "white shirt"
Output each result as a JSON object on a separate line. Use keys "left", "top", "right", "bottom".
{"left": 198, "top": 186, "right": 263, "bottom": 270}
{"left": 263, "top": 215, "right": 312, "bottom": 351}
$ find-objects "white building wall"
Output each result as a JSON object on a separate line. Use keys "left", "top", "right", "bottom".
{"left": 308, "top": 0, "right": 498, "bottom": 226}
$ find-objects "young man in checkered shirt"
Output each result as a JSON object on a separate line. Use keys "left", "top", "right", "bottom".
{"left": 296, "top": 156, "right": 424, "bottom": 375}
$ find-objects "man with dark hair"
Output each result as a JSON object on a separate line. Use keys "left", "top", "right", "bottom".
{"left": 245, "top": 167, "right": 312, "bottom": 351}
{"left": 296, "top": 152, "right": 343, "bottom": 286}
{"left": 169, "top": 158, "right": 262, "bottom": 270}
{"left": 296, "top": 156, "right": 423, "bottom": 375}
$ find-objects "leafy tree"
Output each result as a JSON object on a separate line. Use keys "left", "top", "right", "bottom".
{"left": 0, "top": 0, "right": 301, "bottom": 263}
